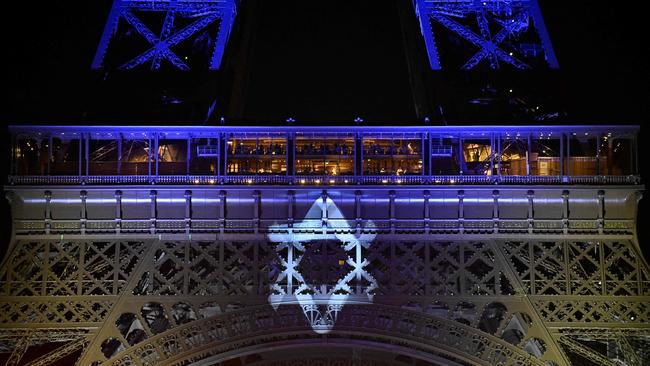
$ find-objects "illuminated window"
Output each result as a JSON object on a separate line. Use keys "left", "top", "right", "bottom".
{"left": 295, "top": 133, "right": 354, "bottom": 176}
{"left": 227, "top": 133, "right": 287, "bottom": 175}
{"left": 363, "top": 133, "right": 422, "bottom": 175}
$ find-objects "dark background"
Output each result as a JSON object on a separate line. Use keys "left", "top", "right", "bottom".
{"left": 1, "top": 1, "right": 648, "bottom": 255}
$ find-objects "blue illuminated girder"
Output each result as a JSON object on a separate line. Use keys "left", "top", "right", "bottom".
{"left": 415, "top": 0, "right": 559, "bottom": 70}
{"left": 92, "top": 0, "right": 237, "bottom": 71}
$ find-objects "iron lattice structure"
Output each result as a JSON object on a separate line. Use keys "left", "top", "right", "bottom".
{"left": 1, "top": 125, "right": 649, "bottom": 366}
{"left": 92, "top": 0, "right": 238, "bottom": 71}
{"left": 414, "top": 0, "right": 559, "bottom": 70}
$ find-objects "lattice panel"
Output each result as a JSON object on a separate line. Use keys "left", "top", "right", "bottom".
{"left": 0, "top": 299, "right": 112, "bottom": 325}
{"left": 0, "top": 241, "right": 146, "bottom": 297}
{"left": 133, "top": 241, "right": 278, "bottom": 297}
{"left": 366, "top": 241, "right": 515, "bottom": 297}
{"left": 535, "top": 299, "right": 649, "bottom": 324}
{"left": 501, "top": 240, "right": 650, "bottom": 297}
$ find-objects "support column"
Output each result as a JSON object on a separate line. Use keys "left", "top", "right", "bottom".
{"left": 492, "top": 189, "right": 499, "bottom": 233}
{"left": 597, "top": 190, "right": 605, "bottom": 235}
{"left": 187, "top": 136, "right": 191, "bottom": 177}
{"left": 48, "top": 135, "right": 53, "bottom": 176}
{"left": 458, "top": 135, "right": 465, "bottom": 175}
{"left": 321, "top": 190, "right": 328, "bottom": 231}
{"left": 185, "top": 190, "right": 192, "bottom": 234}
{"left": 562, "top": 190, "right": 569, "bottom": 234}
{"left": 85, "top": 133, "right": 89, "bottom": 183}
{"left": 117, "top": 135, "right": 122, "bottom": 178}
{"left": 596, "top": 134, "right": 601, "bottom": 176}
{"left": 154, "top": 134, "right": 159, "bottom": 183}
{"left": 355, "top": 190, "right": 362, "bottom": 232}
{"left": 287, "top": 190, "right": 295, "bottom": 229}
{"left": 423, "top": 190, "right": 430, "bottom": 233}
{"left": 497, "top": 134, "right": 502, "bottom": 181}
{"left": 253, "top": 190, "right": 261, "bottom": 233}
{"left": 607, "top": 138, "right": 613, "bottom": 176}
{"left": 566, "top": 134, "right": 571, "bottom": 177}
{"left": 149, "top": 190, "right": 157, "bottom": 234}
{"left": 527, "top": 190, "right": 534, "bottom": 234}
{"left": 458, "top": 190, "right": 465, "bottom": 233}
{"left": 219, "top": 190, "right": 226, "bottom": 234}
{"left": 44, "top": 190, "right": 52, "bottom": 235}
{"left": 560, "top": 133, "right": 565, "bottom": 181}
{"left": 148, "top": 137, "right": 152, "bottom": 179}
{"left": 78, "top": 134, "right": 83, "bottom": 179}
{"left": 389, "top": 190, "right": 396, "bottom": 233}
{"left": 527, "top": 133, "right": 532, "bottom": 176}
{"left": 80, "top": 190, "right": 87, "bottom": 235}
{"left": 115, "top": 190, "right": 122, "bottom": 235}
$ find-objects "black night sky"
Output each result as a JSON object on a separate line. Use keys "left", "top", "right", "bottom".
{"left": 1, "top": 0, "right": 649, "bottom": 251}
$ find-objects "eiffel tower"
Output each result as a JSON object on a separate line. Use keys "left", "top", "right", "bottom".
{"left": 1, "top": 1, "right": 648, "bottom": 366}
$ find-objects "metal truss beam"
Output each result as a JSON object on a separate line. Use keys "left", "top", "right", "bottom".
{"left": 22, "top": 338, "right": 86, "bottom": 366}
{"left": 92, "top": 0, "right": 237, "bottom": 71}
{"left": 415, "top": 0, "right": 559, "bottom": 70}
{"left": 558, "top": 337, "right": 618, "bottom": 366}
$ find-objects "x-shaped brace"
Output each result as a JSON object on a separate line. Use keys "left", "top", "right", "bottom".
{"left": 429, "top": 10, "right": 531, "bottom": 70}
{"left": 119, "top": 9, "right": 221, "bottom": 70}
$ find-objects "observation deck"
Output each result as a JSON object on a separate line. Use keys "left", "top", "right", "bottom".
{"left": 4, "top": 125, "right": 642, "bottom": 238}
{"left": 7, "top": 125, "right": 640, "bottom": 186}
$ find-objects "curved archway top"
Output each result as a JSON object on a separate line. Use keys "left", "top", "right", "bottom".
{"left": 103, "top": 304, "right": 547, "bottom": 366}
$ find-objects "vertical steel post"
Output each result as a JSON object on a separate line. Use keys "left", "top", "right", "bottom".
{"left": 85, "top": 133, "right": 89, "bottom": 180}
{"left": 117, "top": 134, "right": 122, "bottom": 177}
{"left": 187, "top": 136, "right": 191, "bottom": 176}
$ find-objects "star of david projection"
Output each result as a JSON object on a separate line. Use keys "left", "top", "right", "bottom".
{"left": 267, "top": 193, "right": 378, "bottom": 334}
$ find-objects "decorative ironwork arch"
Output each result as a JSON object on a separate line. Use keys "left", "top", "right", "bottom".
{"left": 104, "top": 304, "right": 547, "bottom": 366}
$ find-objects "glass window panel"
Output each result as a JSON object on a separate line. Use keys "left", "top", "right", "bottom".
{"left": 158, "top": 139, "right": 187, "bottom": 175}
{"left": 295, "top": 133, "right": 354, "bottom": 176}
{"left": 531, "top": 132, "right": 561, "bottom": 176}
{"left": 568, "top": 133, "right": 598, "bottom": 176}
{"left": 499, "top": 133, "right": 529, "bottom": 176}
{"left": 121, "top": 139, "right": 151, "bottom": 176}
{"left": 89, "top": 139, "right": 120, "bottom": 175}
{"left": 15, "top": 137, "right": 49, "bottom": 175}
{"left": 190, "top": 138, "right": 218, "bottom": 175}
{"left": 599, "top": 132, "right": 633, "bottom": 176}
{"left": 363, "top": 134, "right": 422, "bottom": 175}
{"left": 462, "top": 137, "right": 493, "bottom": 176}
{"left": 430, "top": 134, "right": 460, "bottom": 175}
{"left": 51, "top": 137, "right": 80, "bottom": 176}
{"left": 227, "top": 134, "right": 286, "bottom": 175}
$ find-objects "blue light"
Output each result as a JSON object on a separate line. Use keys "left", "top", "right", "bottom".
{"left": 92, "top": 0, "right": 238, "bottom": 71}
{"left": 414, "top": 0, "right": 559, "bottom": 70}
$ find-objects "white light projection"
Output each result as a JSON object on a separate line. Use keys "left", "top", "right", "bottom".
{"left": 267, "top": 191, "right": 378, "bottom": 334}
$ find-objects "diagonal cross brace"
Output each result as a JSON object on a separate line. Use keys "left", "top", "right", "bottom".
{"left": 430, "top": 12, "right": 531, "bottom": 70}
{"left": 151, "top": 0, "right": 179, "bottom": 70}
{"left": 120, "top": 10, "right": 190, "bottom": 70}
{"left": 119, "top": 10, "right": 220, "bottom": 70}
{"left": 462, "top": 11, "right": 530, "bottom": 70}
{"left": 92, "top": 0, "right": 237, "bottom": 71}
{"left": 415, "top": 0, "right": 558, "bottom": 70}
